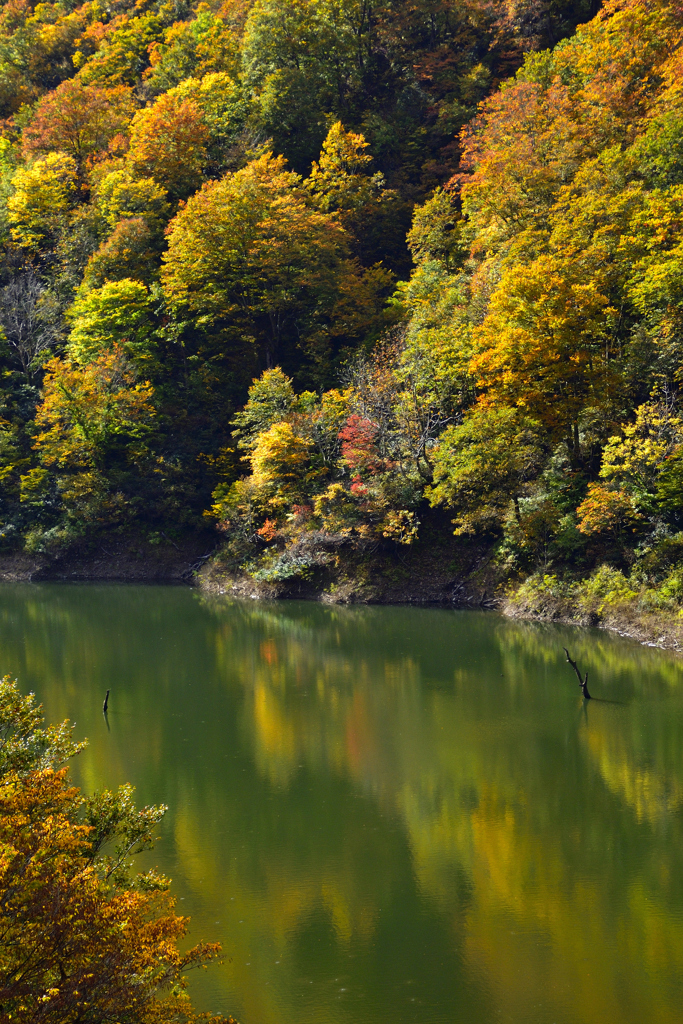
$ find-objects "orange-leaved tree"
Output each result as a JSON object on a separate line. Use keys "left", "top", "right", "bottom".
{"left": 0, "top": 674, "right": 235, "bottom": 1024}
{"left": 470, "top": 251, "right": 620, "bottom": 462}
{"left": 127, "top": 92, "right": 209, "bottom": 200}
{"left": 22, "top": 79, "right": 137, "bottom": 167}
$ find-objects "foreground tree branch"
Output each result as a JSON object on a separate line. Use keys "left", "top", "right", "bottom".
{"left": 0, "top": 676, "right": 237, "bottom": 1024}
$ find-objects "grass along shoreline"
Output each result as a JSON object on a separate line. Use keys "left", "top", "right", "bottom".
{"left": 503, "top": 566, "right": 683, "bottom": 652}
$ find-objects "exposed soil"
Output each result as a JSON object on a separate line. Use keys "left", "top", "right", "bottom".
{"left": 502, "top": 591, "right": 683, "bottom": 653}
{"left": 196, "top": 525, "right": 500, "bottom": 607}
{"left": 0, "top": 530, "right": 218, "bottom": 584}
{"left": 0, "top": 513, "right": 498, "bottom": 599}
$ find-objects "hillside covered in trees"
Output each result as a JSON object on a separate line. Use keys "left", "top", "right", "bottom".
{"left": 2, "top": 0, "right": 683, "bottom": 630}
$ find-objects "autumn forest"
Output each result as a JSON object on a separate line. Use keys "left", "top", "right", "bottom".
{"left": 4, "top": 3, "right": 683, "bottom": 1020}
{"left": 1, "top": 0, "right": 683, "bottom": 621}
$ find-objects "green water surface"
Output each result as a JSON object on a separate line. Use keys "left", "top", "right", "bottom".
{"left": 1, "top": 584, "right": 683, "bottom": 1024}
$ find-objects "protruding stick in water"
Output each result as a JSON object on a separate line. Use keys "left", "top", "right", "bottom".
{"left": 103, "top": 689, "right": 110, "bottom": 714}
{"left": 563, "top": 648, "right": 591, "bottom": 699}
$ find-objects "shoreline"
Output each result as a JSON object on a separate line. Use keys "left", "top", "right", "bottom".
{"left": 2, "top": 540, "right": 681, "bottom": 655}
{"left": 500, "top": 597, "right": 683, "bottom": 654}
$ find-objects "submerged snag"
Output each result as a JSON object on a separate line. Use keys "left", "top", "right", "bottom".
{"left": 563, "top": 648, "right": 591, "bottom": 700}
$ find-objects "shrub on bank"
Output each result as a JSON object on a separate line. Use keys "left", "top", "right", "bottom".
{"left": 507, "top": 556, "right": 683, "bottom": 647}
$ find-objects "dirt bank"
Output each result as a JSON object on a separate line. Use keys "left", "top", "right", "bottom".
{"left": 196, "top": 530, "right": 501, "bottom": 607}
{"left": 502, "top": 591, "right": 683, "bottom": 653}
{"left": 0, "top": 531, "right": 217, "bottom": 583}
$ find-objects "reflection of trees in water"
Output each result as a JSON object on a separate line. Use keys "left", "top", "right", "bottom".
{"left": 491, "top": 615, "right": 683, "bottom": 824}
{"left": 0, "top": 589, "right": 481, "bottom": 1023}
{"left": 493, "top": 615, "right": 683, "bottom": 692}
{"left": 206, "top": 599, "right": 683, "bottom": 1024}
{"left": 581, "top": 702, "right": 683, "bottom": 823}
{"left": 2, "top": 587, "right": 683, "bottom": 1023}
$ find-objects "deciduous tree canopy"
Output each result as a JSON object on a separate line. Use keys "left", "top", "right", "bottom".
{"left": 0, "top": 675, "right": 235, "bottom": 1024}
{"left": 2, "top": 0, "right": 683, "bottom": 615}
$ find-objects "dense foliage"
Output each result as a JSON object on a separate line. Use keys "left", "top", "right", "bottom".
{"left": 0, "top": 674, "right": 234, "bottom": 1023}
{"left": 3, "top": 0, "right": 683, "bottom": 610}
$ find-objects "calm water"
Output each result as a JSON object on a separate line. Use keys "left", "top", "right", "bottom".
{"left": 2, "top": 584, "right": 683, "bottom": 1024}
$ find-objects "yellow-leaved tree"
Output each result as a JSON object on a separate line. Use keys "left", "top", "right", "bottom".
{"left": 162, "top": 152, "right": 391, "bottom": 380}
{"left": 7, "top": 152, "right": 78, "bottom": 251}
{"left": 23, "top": 346, "right": 156, "bottom": 549}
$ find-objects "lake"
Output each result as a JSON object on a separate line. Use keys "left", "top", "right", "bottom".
{"left": 2, "top": 583, "right": 683, "bottom": 1024}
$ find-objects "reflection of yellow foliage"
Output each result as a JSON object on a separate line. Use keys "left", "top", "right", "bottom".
{"left": 252, "top": 682, "right": 299, "bottom": 785}
{"left": 208, "top": 602, "right": 683, "bottom": 1024}
{"left": 174, "top": 798, "right": 223, "bottom": 893}
{"left": 322, "top": 882, "right": 377, "bottom": 944}
{"left": 7, "top": 587, "right": 683, "bottom": 1024}
{"left": 585, "top": 722, "right": 683, "bottom": 822}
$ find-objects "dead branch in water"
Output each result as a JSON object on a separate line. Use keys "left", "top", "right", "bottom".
{"left": 563, "top": 648, "right": 591, "bottom": 699}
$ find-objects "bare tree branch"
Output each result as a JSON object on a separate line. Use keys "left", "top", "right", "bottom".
{"left": 563, "top": 647, "right": 591, "bottom": 699}
{"left": 0, "top": 273, "right": 60, "bottom": 381}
